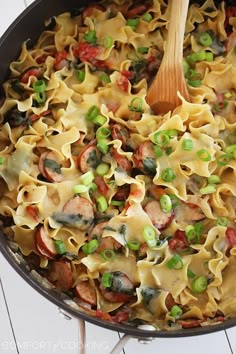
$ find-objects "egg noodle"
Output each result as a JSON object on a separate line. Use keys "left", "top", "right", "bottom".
{"left": 0, "top": 0, "right": 236, "bottom": 330}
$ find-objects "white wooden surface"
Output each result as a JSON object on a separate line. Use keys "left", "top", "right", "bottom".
{"left": 0, "top": 1, "right": 235, "bottom": 353}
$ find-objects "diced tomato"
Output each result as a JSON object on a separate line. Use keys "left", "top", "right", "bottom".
{"left": 95, "top": 309, "right": 112, "bottom": 321}
{"left": 26, "top": 205, "right": 39, "bottom": 222}
{"left": 129, "top": 187, "right": 143, "bottom": 199}
{"left": 116, "top": 74, "right": 130, "bottom": 92}
{"left": 112, "top": 310, "right": 129, "bottom": 323}
{"left": 30, "top": 109, "right": 51, "bottom": 122}
{"left": 125, "top": 4, "right": 150, "bottom": 18}
{"left": 54, "top": 50, "right": 68, "bottom": 70}
{"left": 20, "top": 68, "right": 41, "bottom": 84}
{"left": 177, "top": 318, "right": 203, "bottom": 328}
{"left": 94, "top": 176, "right": 109, "bottom": 196}
{"left": 111, "top": 148, "right": 132, "bottom": 173}
{"left": 226, "top": 227, "right": 236, "bottom": 248}
{"left": 73, "top": 42, "right": 100, "bottom": 62}
{"left": 82, "top": 4, "right": 106, "bottom": 21}
{"left": 120, "top": 70, "right": 133, "bottom": 80}
{"left": 168, "top": 230, "right": 189, "bottom": 251}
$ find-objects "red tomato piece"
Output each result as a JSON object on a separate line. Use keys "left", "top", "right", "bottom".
{"left": 168, "top": 230, "right": 189, "bottom": 251}
{"left": 226, "top": 227, "right": 236, "bottom": 248}
{"left": 26, "top": 205, "right": 39, "bottom": 222}
{"left": 94, "top": 176, "right": 109, "bottom": 196}
{"left": 73, "top": 42, "right": 100, "bottom": 63}
{"left": 112, "top": 310, "right": 129, "bottom": 323}
{"left": 20, "top": 68, "right": 41, "bottom": 84}
{"left": 82, "top": 4, "right": 106, "bottom": 21}
{"left": 54, "top": 50, "right": 68, "bottom": 70}
{"left": 116, "top": 74, "right": 130, "bottom": 92}
{"left": 125, "top": 4, "right": 150, "bottom": 18}
{"left": 111, "top": 148, "right": 132, "bottom": 173}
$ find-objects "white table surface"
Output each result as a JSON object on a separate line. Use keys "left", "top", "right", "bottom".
{"left": 0, "top": 1, "right": 236, "bottom": 353}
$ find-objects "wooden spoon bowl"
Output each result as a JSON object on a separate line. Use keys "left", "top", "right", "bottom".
{"left": 146, "top": 0, "right": 190, "bottom": 115}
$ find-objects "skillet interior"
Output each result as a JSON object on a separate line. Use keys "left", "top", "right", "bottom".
{"left": 0, "top": 0, "right": 235, "bottom": 337}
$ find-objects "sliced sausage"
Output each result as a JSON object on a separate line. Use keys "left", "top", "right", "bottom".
{"left": 77, "top": 145, "right": 101, "bottom": 173}
{"left": 96, "top": 236, "right": 122, "bottom": 253}
{"left": 168, "top": 230, "right": 189, "bottom": 252}
{"left": 111, "top": 148, "right": 132, "bottom": 173}
{"left": 48, "top": 260, "right": 73, "bottom": 291}
{"left": 61, "top": 196, "right": 94, "bottom": 230}
{"left": 177, "top": 318, "right": 203, "bottom": 329}
{"left": 38, "top": 151, "right": 64, "bottom": 183}
{"left": 111, "top": 124, "right": 130, "bottom": 150}
{"left": 35, "top": 226, "right": 56, "bottom": 258}
{"left": 88, "top": 222, "right": 107, "bottom": 240}
{"left": 133, "top": 141, "right": 156, "bottom": 175}
{"left": 75, "top": 281, "right": 97, "bottom": 306}
{"left": 165, "top": 293, "right": 176, "bottom": 310}
{"left": 113, "top": 184, "right": 130, "bottom": 201}
{"left": 148, "top": 185, "right": 165, "bottom": 200}
{"left": 175, "top": 202, "right": 205, "bottom": 223}
{"left": 38, "top": 151, "right": 49, "bottom": 179}
{"left": 144, "top": 200, "right": 174, "bottom": 230}
{"left": 100, "top": 272, "right": 134, "bottom": 303}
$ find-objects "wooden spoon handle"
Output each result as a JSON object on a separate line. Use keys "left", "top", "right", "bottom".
{"left": 164, "top": 0, "right": 189, "bottom": 65}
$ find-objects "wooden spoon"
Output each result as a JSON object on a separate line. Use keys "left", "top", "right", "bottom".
{"left": 146, "top": 0, "right": 190, "bottom": 115}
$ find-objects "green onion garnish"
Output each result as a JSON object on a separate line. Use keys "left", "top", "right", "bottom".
{"left": 198, "top": 32, "right": 213, "bottom": 47}
{"left": 83, "top": 30, "right": 97, "bottom": 44}
{"left": 82, "top": 239, "right": 99, "bottom": 255}
{"left": 96, "top": 163, "right": 110, "bottom": 176}
{"left": 191, "top": 275, "right": 208, "bottom": 294}
{"left": 96, "top": 195, "right": 108, "bottom": 212}
{"left": 153, "top": 145, "right": 163, "bottom": 158}
{"left": 35, "top": 91, "right": 46, "bottom": 104}
{"left": 86, "top": 105, "right": 99, "bottom": 121}
{"left": 183, "top": 60, "right": 190, "bottom": 76}
{"left": 129, "top": 97, "right": 143, "bottom": 112}
{"left": 0, "top": 157, "right": 5, "bottom": 165}
{"left": 161, "top": 168, "right": 176, "bottom": 182}
{"left": 126, "top": 18, "right": 140, "bottom": 30}
{"left": 127, "top": 240, "right": 141, "bottom": 251}
{"left": 216, "top": 153, "right": 231, "bottom": 166}
{"left": 110, "top": 200, "right": 125, "bottom": 206}
{"left": 182, "top": 139, "right": 193, "bottom": 151}
{"left": 169, "top": 194, "right": 179, "bottom": 208}
{"left": 187, "top": 268, "right": 196, "bottom": 279}
{"left": 81, "top": 171, "right": 94, "bottom": 186}
{"left": 153, "top": 131, "right": 170, "bottom": 146}
{"left": 54, "top": 240, "right": 67, "bottom": 254}
{"left": 166, "top": 254, "right": 184, "bottom": 270}
{"left": 100, "top": 73, "right": 111, "bottom": 84}
{"left": 101, "top": 272, "right": 113, "bottom": 287}
{"left": 214, "top": 100, "right": 228, "bottom": 111}
{"left": 103, "top": 36, "right": 114, "bottom": 48}
{"left": 142, "top": 12, "right": 153, "bottom": 22}
{"left": 94, "top": 114, "right": 107, "bottom": 126}
{"left": 76, "top": 69, "right": 85, "bottom": 82}
{"left": 137, "top": 47, "right": 149, "bottom": 54}
{"left": 160, "top": 194, "right": 172, "bottom": 213}
{"left": 33, "top": 79, "right": 46, "bottom": 93}
{"left": 185, "top": 225, "right": 198, "bottom": 243}
{"left": 73, "top": 184, "right": 88, "bottom": 194}
{"left": 96, "top": 127, "right": 111, "bottom": 139}
{"left": 100, "top": 248, "right": 116, "bottom": 261}
{"left": 200, "top": 184, "right": 216, "bottom": 195}
{"left": 196, "top": 149, "right": 211, "bottom": 162}
{"left": 205, "top": 51, "right": 213, "bottom": 61}
{"left": 207, "top": 175, "right": 221, "bottom": 184}
{"left": 188, "top": 79, "right": 202, "bottom": 87}
{"left": 216, "top": 216, "right": 228, "bottom": 227}
{"left": 97, "top": 139, "right": 109, "bottom": 154}
{"left": 143, "top": 225, "right": 157, "bottom": 248}
{"left": 170, "top": 305, "right": 183, "bottom": 319}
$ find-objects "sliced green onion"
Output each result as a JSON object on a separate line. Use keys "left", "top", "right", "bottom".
{"left": 100, "top": 73, "right": 111, "bottom": 84}
{"left": 186, "top": 69, "right": 197, "bottom": 80}
{"left": 188, "top": 79, "right": 202, "bottom": 87}
{"left": 216, "top": 216, "right": 228, "bottom": 227}
{"left": 182, "top": 139, "right": 193, "bottom": 151}
{"left": 97, "top": 139, "right": 109, "bottom": 154}
{"left": 196, "top": 149, "right": 211, "bottom": 162}
{"left": 185, "top": 225, "right": 198, "bottom": 243}
{"left": 205, "top": 51, "right": 214, "bottom": 61}
{"left": 73, "top": 184, "right": 88, "bottom": 194}
{"left": 166, "top": 254, "right": 184, "bottom": 270}
{"left": 96, "top": 163, "right": 110, "bottom": 176}
{"left": 224, "top": 92, "right": 232, "bottom": 99}
{"left": 198, "top": 32, "right": 213, "bottom": 46}
{"left": 81, "top": 171, "right": 94, "bottom": 185}
{"left": 86, "top": 105, "right": 99, "bottom": 121}
{"left": 33, "top": 79, "right": 46, "bottom": 93}
{"left": 191, "top": 275, "right": 208, "bottom": 294}
{"left": 88, "top": 182, "right": 98, "bottom": 192}
{"left": 165, "top": 147, "right": 173, "bottom": 156}
{"left": 170, "top": 305, "right": 183, "bottom": 319}
{"left": 187, "top": 268, "right": 196, "bottom": 279}
{"left": 96, "top": 127, "right": 111, "bottom": 139}
{"left": 225, "top": 144, "right": 236, "bottom": 155}
{"left": 103, "top": 36, "right": 114, "bottom": 48}
{"left": 161, "top": 168, "right": 176, "bottom": 182}
{"left": 0, "top": 157, "right": 5, "bottom": 165}
{"left": 137, "top": 46, "right": 149, "bottom": 54}
{"left": 101, "top": 272, "right": 113, "bottom": 287}
{"left": 100, "top": 248, "right": 116, "bottom": 261}
{"left": 207, "top": 175, "right": 221, "bottom": 184}
{"left": 183, "top": 60, "right": 190, "bottom": 76}
{"left": 143, "top": 225, "right": 157, "bottom": 248}
{"left": 200, "top": 184, "right": 216, "bottom": 195}
{"left": 110, "top": 200, "right": 125, "bottom": 206}
{"left": 166, "top": 129, "right": 178, "bottom": 138}
{"left": 129, "top": 97, "right": 143, "bottom": 112}
{"left": 216, "top": 153, "right": 231, "bottom": 166}
{"left": 83, "top": 30, "right": 97, "bottom": 44}
{"left": 153, "top": 131, "right": 170, "bottom": 146}
{"left": 194, "top": 222, "right": 204, "bottom": 236}
{"left": 169, "top": 194, "right": 179, "bottom": 208}
{"left": 214, "top": 100, "right": 228, "bottom": 111}
{"left": 160, "top": 194, "right": 172, "bottom": 213}
{"left": 153, "top": 145, "right": 163, "bottom": 158}
{"left": 94, "top": 114, "right": 107, "bottom": 126}
{"left": 96, "top": 195, "right": 108, "bottom": 212}
{"left": 127, "top": 240, "right": 141, "bottom": 251}
{"left": 35, "top": 91, "right": 46, "bottom": 104}
{"left": 126, "top": 18, "right": 139, "bottom": 30}
{"left": 54, "top": 240, "right": 67, "bottom": 254}
{"left": 142, "top": 12, "right": 153, "bottom": 22}
{"left": 76, "top": 69, "right": 85, "bottom": 82}
{"left": 82, "top": 239, "right": 99, "bottom": 255}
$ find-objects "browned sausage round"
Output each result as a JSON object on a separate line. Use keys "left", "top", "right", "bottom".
{"left": 75, "top": 281, "right": 97, "bottom": 306}
{"left": 144, "top": 200, "right": 173, "bottom": 230}
{"left": 35, "top": 226, "right": 56, "bottom": 258}
{"left": 88, "top": 222, "right": 108, "bottom": 240}
{"left": 133, "top": 141, "right": 156, "bottom": 174}
{"left": 62, "top": 196, "right": 94, "bottom": 230}
{"left": 77, "top": 145, "right": 101, "bottom": 173}
{"left": 48, "top": 260, "right": 73, "bottom": 291}
{"left": 38, "top": 151, "right": 64, "bottom": 182}
{"left": 111, "top": 124, "right": 130, "bottom": 150}
{"left": 100, "top": 272, "right": 134, "bottom": 303}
